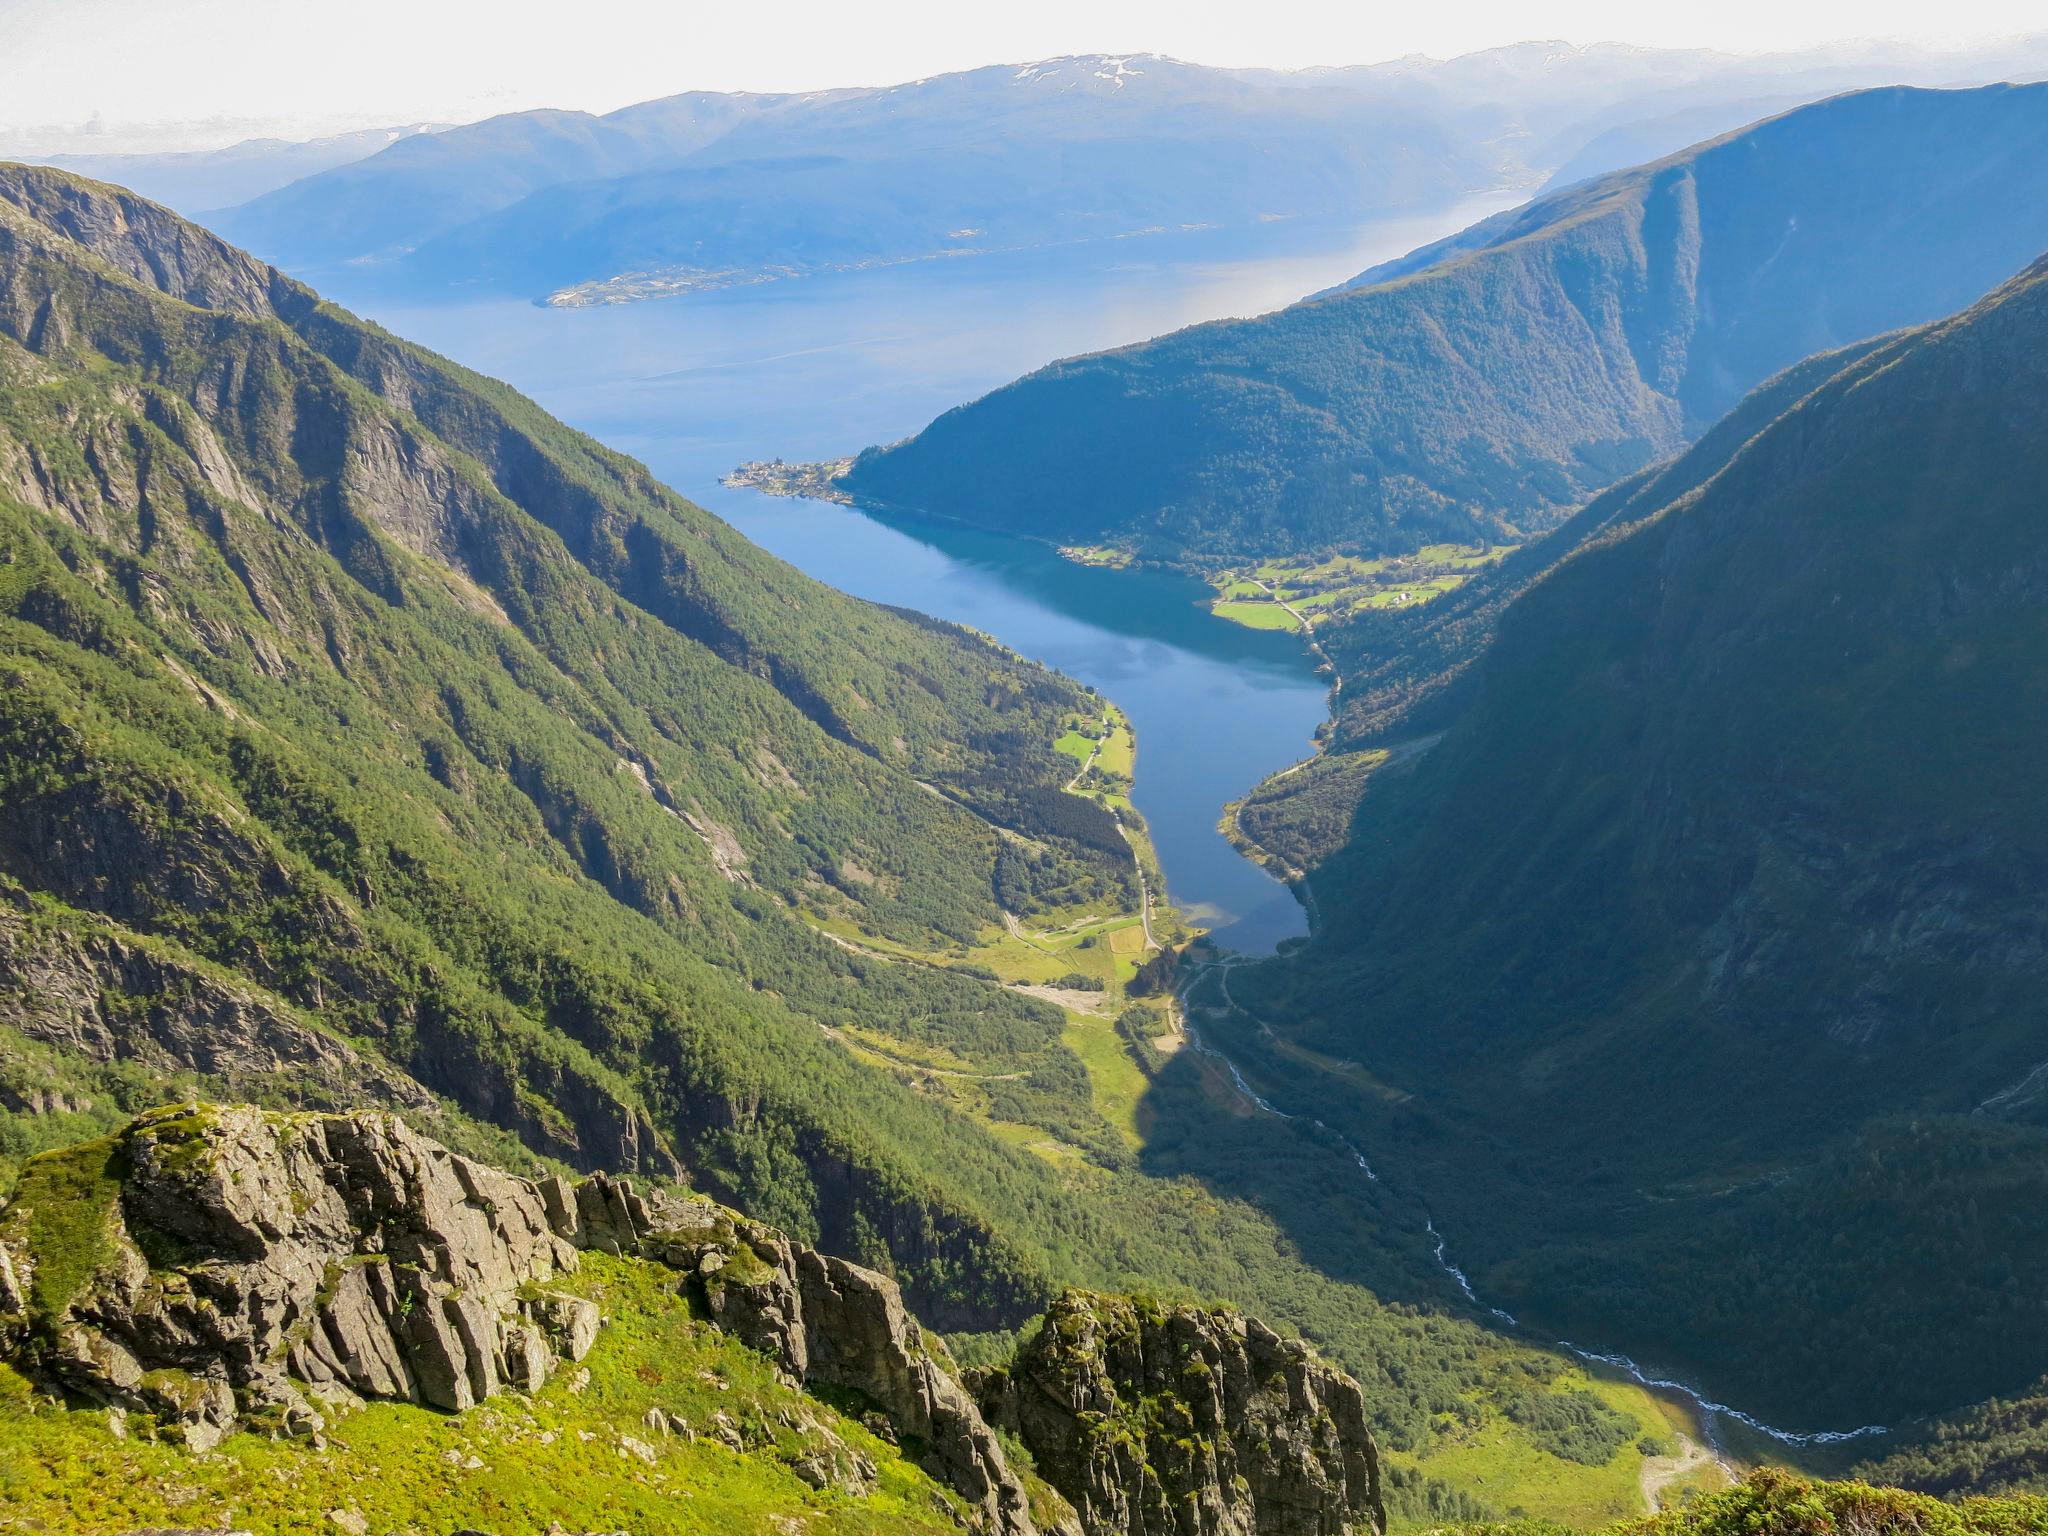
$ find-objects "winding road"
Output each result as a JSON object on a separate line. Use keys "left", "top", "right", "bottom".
{"left": 1116, "top": 814, "right": 1160, "bottom": 950}
{"left": 1248, "top": 575, "right": 1336, "bottom": 673}
{"left": 1063, "top": 707, "right": 1112, "bottom": 790}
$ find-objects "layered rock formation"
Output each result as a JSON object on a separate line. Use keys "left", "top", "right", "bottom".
{"left": 975, "top": 1292, "right": 1385, "bottom": 1536}
{"left": 547, "top": 1168, "right": 1057, "bottom": 1536}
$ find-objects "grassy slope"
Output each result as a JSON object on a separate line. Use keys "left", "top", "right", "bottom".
{"left": 0, "top": 1251, "right": 969, "bottom": 1536}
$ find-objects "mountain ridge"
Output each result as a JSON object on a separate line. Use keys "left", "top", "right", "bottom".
{"left": 1, "top": 167, "right": 1743, "bottom": 1529}
{"left": 1230, "top": 243, "right": 2048, "bottom": 1428}
{"left": 841, "top": 82, "right": 2048, "bottom": 563}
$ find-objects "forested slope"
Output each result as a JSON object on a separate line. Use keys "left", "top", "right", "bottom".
{"left": 1233, "top": 250, "right": 2048, "bottom": 1426}
{"left": 0, "top": 168, "right": 1688, "bottom": 1516}
{"left": 0, "top": 162, "right": 1138, "bottom": 1332}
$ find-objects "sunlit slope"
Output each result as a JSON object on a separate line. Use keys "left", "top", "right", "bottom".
{"left": 0, "top": 161, "right": 1147, "bottom": 1333}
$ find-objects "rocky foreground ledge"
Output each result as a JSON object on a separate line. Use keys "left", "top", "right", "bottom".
{"left": 0, "top": 1104, "right": 1384, "bottom": 1536}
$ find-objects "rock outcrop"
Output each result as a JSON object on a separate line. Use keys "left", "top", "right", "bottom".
{"left": 0, "top": 1104, "right": 591, "bottom": 1450}
{"left": 0, "top": 1108, "right": 1377, "bottom": 1536}
{"left": 974, "top": 1291, "right": 1384, "bottom": 1536}
{"left": 0, "top": 1105, "right": 1061, "bottom": 1534}
{"left": 548, "top": 1169, "right": 1063, "bottom": 1536}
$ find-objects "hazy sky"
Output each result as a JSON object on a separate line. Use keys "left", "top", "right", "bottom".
{"left": 4, "top": 0, "right": 2044, "bottom": 147}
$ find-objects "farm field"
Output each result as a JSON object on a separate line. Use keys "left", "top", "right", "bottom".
{"left": 1207, "top": 543, "right": 1517, "bottom": 632}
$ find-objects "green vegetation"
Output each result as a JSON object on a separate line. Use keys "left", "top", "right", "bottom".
{"left": 845, "top": 85, "right": 2048, "bottom": 566}
{"left": 1617, "top": 1469, "right": 2048, "bottom": 1536}
{"left": 0, "top": 1251, "right": 969, "bottom": 1535}
{"left": 1853, "top": 1379, "right": 2048, "bottom": 1499}
{"left": 1207, "top": 545, "right": 1513, "bottom": 635}
{"left": 1372, "top": 1361, "right": 1720, "bottom": 1529}
{"left": 1212, "top": 598, "right": 1305, "bottom": 632}
{"left": 1502, "top": 1388, "right": 1640, "bottom": 1468}
{"left": 5, "top": 1132, "right": 124, "bottom": 1333}
{"left": 1057, "top": 544, "right": 1136, "bottom": 570}
{"left": 1229, "top": 251, "right": 2048, "bottom": 1432}
{"left": 1436, "top": 1469, "right": 2048, "bottom": 1536}
{"left": 0, "top": 167, "right": 1748, "bottom": 1525}
{"left": 1225, "top": 749, "right": 1385, "bottom": 879}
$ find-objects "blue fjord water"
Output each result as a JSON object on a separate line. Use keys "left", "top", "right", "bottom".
{"left": 333, "top": 199, "right": 1517, "bottom": 951}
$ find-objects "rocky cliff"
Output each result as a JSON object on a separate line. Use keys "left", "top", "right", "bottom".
{"left": 0, "top": 1103, "right": 1052, "bottom": 1532}
{"left": 0, "top": 1106, "right": 1386, "bottom": 1536}
{"left": 975, "top": 1291, "right": 1385, "bottom": 1536}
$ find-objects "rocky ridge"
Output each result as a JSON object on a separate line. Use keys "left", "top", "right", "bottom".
{"left": 0, "top": 1106, "right": 1385, "bottom": 1536}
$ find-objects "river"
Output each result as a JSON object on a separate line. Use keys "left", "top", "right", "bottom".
{"left": 330, "top": 195, "right": 1522, "bottom": 952}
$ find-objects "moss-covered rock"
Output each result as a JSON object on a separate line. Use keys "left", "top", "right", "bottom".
{"left": 975, "top": 1290, "right": 1383, "bottom": 1535}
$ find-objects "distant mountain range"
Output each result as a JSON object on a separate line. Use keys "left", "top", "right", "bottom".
{"left": 843, "top": 83, "right": 2048, "bottom": 563}
{"left": 180, "top": 41, "right": 2048, "bottom": 305}
{"left": 21, "top": 123, "right": 440, "bottom": 215}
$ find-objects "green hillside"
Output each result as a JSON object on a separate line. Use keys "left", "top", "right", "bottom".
{"left": 0, "top": 159, "right": 1151, "bottom": 1327}
{"left": 1227, "top": 250, "right": 2048, "bottom": 1429}
{"left": 0, "top": 165, "right": 1744, "bottom": 1521}
{"left": 0, "top": 1248, "right": 969, "bottom": 1536}
{"left": 842, "top": 83, "right": 2048, "bottom": 564}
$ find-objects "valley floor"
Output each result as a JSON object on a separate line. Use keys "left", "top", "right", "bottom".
{"left": 798, "top": 697, "right": 1753, "bottom": 1526}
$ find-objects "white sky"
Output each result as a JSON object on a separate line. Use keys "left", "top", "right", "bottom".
{"left": 3, "top": 0, "right": 2044, "bottom": 148}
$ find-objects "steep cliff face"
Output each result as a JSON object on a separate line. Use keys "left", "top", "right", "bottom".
{"left": 975, "top": 1292, "right": 1384, "bottom": 1536}
{"left": 0, "top": 1105, "right": 591, "bottom": 1452}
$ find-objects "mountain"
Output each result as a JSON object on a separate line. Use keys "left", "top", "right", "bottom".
{"left": 206, "top": 43, "right": 2048, "bottom": 306}
{"left": 25, "top": 124, "right": 439, "bottom": 215}
{"left": 0, "top": 159, "right": 1151, "bottom": 1329}
{"left": 1228, "top": 249, "right": 2048, "bottom": 1429}
{"left": 378, "top": 57, "right": 1491, "bottom": 307}
{"left": 0, "top": 165, "right": 1719, "bottom": 1521}
{"left": 1224, "top": 334, "right": 1900, "bottom": 882}
{"left": 841, "top": 83, "right": 2048, "bottom": 562}
{"left": 214, "top": 92, "right": 789, "bottom": 278}
{"left": 213, "top": 56, "right": 1494, "bottom": 301}
{"left": 1532, "top": 96, "right": 1811, "bottom": 192}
